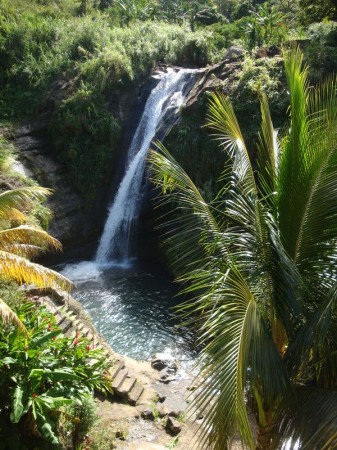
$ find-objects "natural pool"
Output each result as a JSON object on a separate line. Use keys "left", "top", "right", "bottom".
{"left": 61, "top": 260, "right": 196, "bottom": 364}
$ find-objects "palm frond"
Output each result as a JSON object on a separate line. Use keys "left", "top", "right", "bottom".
{"left": 191, "top": 267, "right": 289, "bottom": 450}
{"left": 0, "top": 225, "right": 62, "bottom": 255}
{"left": 149, "top": 142, "right": 228, "bottom": 276}
{"left": 0, "top": 251, "right": 73, "bottom": 292}
{"left": 256, "top": 93, "right": 278, "bottom": 202}
{"left": 275, "top": 387, "right": 337, "bottom": 449}
{"left": 0, "top": 298, "right": 27, "bottom": 334}
{"left": 207, "top": 92, "right": 300, "bottom": 343}
{"left": 0, "top": 207, "right": 27, "bottom": 223}
{"left": 0, "top": 186, "right": 52, "bottom": 220}
{"left": 277, "top": 46, "right": 310, "bottom": 259}
{"left": 288, "top": 76, "right": 337, "bottom": 275}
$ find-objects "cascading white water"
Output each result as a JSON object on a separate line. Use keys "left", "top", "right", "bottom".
{"left": 95, "top": 68, "right": 196, "bottom": 264}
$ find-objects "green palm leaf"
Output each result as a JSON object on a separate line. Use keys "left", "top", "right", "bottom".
{"left": 0, "top": 186, "right": 52, "bottom": 220}
{"left": 0, "top": 298, "right": 27, "bottom": 334}
{"left": 0, "top": 226, "right": 62, "bottom": 255}
{"left": 149, "top": 46, "right": 337, "bottom": 449}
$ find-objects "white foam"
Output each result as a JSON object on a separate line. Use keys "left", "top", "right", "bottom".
{"left": 61, "top": 261, "right": 101, "bottom": 283}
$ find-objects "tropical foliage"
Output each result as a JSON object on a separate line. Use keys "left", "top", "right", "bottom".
{"left": 149, "top": 47, "right": 337, "bottom": 449}
{"left": 0, "top": 300, "right": 111, "bottom": 447}
{"left": 0, "top": 186, "right": 72, "bottom": 291}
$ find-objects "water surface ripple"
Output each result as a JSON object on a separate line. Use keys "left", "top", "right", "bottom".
{"left": 62, "top": 261, "right": 196, "bottom": 363}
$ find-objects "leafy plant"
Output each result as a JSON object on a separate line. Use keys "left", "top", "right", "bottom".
{"left": 51, "top": 85, "right": 121, "bottom": 201}
{"left": 239, "top": 2, "right": 285, "bottom": 49}
{"left": 149, "top": 47, "right": 337, "bottom": 449}
{"left": 59, "top": 395, "right": 98, "bottom": 448}
{"left": 304, "top": 21, "right": 337, "bottom": 81}
{"left": 0, "top": 301, "right": 112, "bottom": 446}
{"left": 0, "top": 186, "right": 72, "bottom": 292}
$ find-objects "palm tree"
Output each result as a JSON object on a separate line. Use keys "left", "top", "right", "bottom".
{"left": 0, "top": 186, "right": 72, "bottom": 330}
{"left": 149, "top": 47, "right": 337, "bottom": 449}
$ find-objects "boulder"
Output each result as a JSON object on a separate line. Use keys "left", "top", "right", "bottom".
{"left": 150, "top": 353, "right": 178, "bottom": 373}
{"left": 141, "top": 408, "right": 155, "bottom": 421}
{"left": 224, "top": 45, "right": 245, "bottom": 62}
{"left": 165, "top": 417, "right": 182, "bottom": 435}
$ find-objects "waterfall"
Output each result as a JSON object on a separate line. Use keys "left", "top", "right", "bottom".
{"left": 95, "top": 68, "right": 196, "bottom": 264}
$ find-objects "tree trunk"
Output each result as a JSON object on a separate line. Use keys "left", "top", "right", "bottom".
{"left": 256, "top": 420, "right": 277, "bottom": 450}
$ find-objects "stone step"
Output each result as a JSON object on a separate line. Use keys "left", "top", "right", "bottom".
{"left": 76, "top": 322, "right": 84, "bottom": 332}
{"left": 59, "top": 318, "right": 72, "bottom": 333}
{"left": 127, "top": 381, "right": 144, "bottom": 406}
{"left": 109, "top": 362, "right": 123, "bottom": 380}
{"left": 86, "top": 332, "right": 94, "bottom": 341}
{"left": 54, "top": 313, "right": 64, "bottom": 326}
{"left": 112, "top": 368, "right": 128, "bottom": 391}
{"left": 81, "top": 327, "right": 89, "bottom": 337}
{"left": 117, "top": 375, "right": 136, "bottom": 397}
{"left": 59, "top": 305, "right": 69, "bottom": 314}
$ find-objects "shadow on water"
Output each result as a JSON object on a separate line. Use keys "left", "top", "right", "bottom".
{"left": 60, "top": 260, "right": 197, "bottom": 364}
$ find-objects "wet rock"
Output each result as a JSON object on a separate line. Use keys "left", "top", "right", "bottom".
{"left": 141, "top": 408, "right": 155, "bottom": 420}
{"left": 151, "top": 353, "right": 178, "bottom": 373}
{"left": 159, "top": 375, "right": 178, "bottom": 384}
{"left": 166, "top": 417, "right": 182, "bottom": 435}
{"left": 159, "top": 366, "right": 178, "bottom": 383}
{"left": 157, "top": 404, "right": 169, "bottom": 417}
{"left": 157, "top": 393, "right": 166, "bottom": 403}
{"left": 224, "top": 45, "right": 245, "bottom": 62}
{"left": 168, "top": 409, "right": 184, "bottom": 418}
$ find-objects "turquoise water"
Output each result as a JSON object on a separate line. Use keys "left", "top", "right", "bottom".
{"left": 61, "top": 261, "right": 196, "bottom": 362}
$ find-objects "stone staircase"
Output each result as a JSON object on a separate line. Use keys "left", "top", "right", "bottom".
{"left": 32, "top": 293, "right": 154, "bottom": 407}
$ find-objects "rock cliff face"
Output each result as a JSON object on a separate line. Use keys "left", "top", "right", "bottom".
{"left": 11, "top": 48, "right": 282, "bottom": 262}
{"left": 12, "top": 74, "right": 158, "bottom": 261}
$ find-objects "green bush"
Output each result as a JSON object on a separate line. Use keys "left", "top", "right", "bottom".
{"left": 58, "top": 395, "right": 98, "bottom": 448}
{"left": 51, "top": 85, "right": 121, "bottom": 201}
{"left": 229, "top": 55, "right": 288, "bottom": 144}
{"left": 208, "top": 21, "right": 242, "bottom": 52}
{"left": 299, "top": 0, "right": 337, "bottom": 25}
{"left": 304, "top": 21, "right": 337, "bottom": 81}
{"left": 0, "top": 300, "right": 112, "bottom": 447}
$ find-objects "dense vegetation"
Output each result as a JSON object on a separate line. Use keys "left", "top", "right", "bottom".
{"left": 1, "top": 0, "right": 337, "bottom": 448}
{"left": 150, "top": 47, "right": 337, "bottom": 449}
{"left": 0, "top": 295, "right": 111, "bottom": 448}
{"left": 1, "top": 0, "right": 336, "bottom": 200}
